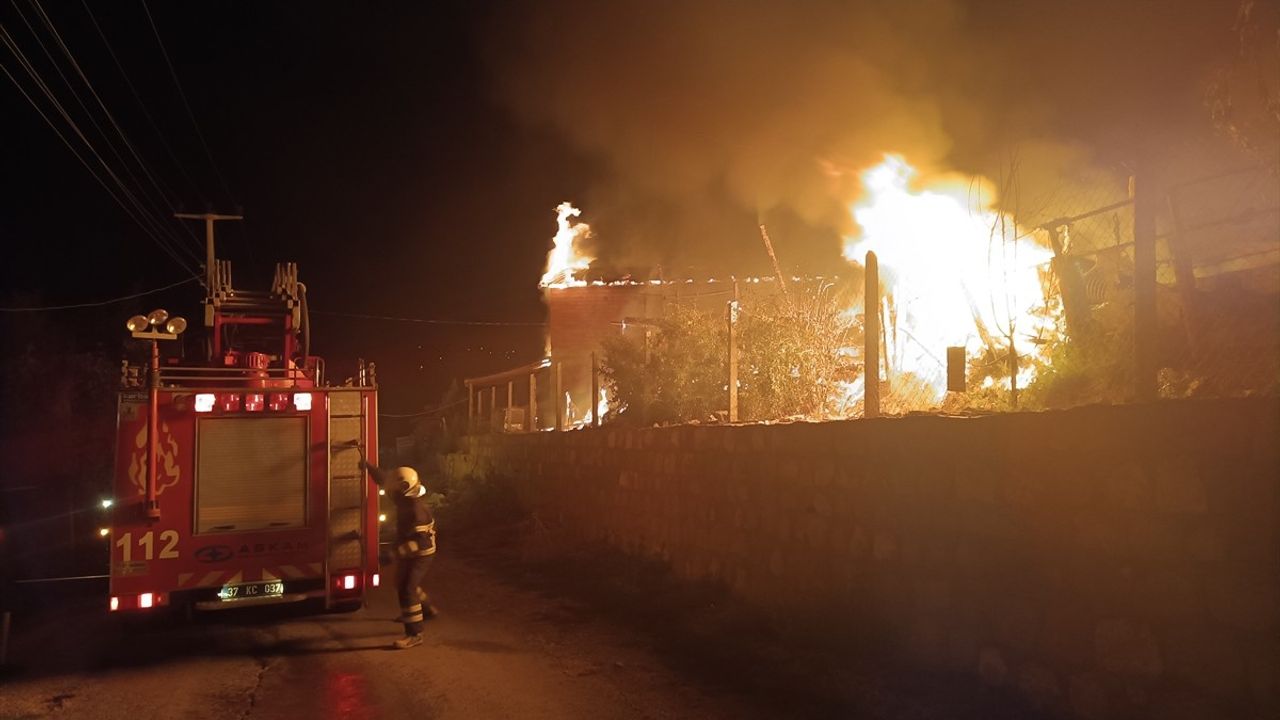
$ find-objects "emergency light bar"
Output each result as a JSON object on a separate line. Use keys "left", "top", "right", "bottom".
{"left": 192, "top": 392, "right": 314, "bottom": 413}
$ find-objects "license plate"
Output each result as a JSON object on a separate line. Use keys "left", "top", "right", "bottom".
{"left": 218, "top": 580, "right": 285, "bottom": 601}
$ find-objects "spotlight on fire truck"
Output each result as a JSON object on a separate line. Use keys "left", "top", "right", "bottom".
{"left": 138, "top": 592, "right": 154, "bottom": 609}
{"left": 293, "top": 392, "right": 312, "bottom": 411}
{"left": 127, "top": 309, "right": 187, "bottom": 341}
{"left": 98, "top": 527, "right": 109, "bottom": 538}
{"left": 195, "top": 393, "right": 216, "bottom": 412}
{"left": 110, "top": 596, "right": 119, "bottom": 612}
{"left": 100, "top": 498, "right": 114, "bottom": 509}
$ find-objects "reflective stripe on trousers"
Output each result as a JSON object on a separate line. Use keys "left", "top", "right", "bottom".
{"left": 397, "top": 554, "right": 433, "bottom": 636}
{"left": 400, "top": 602, "right": 425, "bottom": 624}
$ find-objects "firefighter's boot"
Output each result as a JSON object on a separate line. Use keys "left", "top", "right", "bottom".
{"left": 393, "top": 634, "right": 424, "bottom": 650}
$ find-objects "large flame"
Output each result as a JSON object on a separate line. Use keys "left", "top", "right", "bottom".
{"left": 566, "top": 387, "right": 610, "bottom": 427}
{"left": 842, "top": 155, "right": 1057, "bottom": 405}
{"left": 540, "top": 202, "right": 594, "bottom": 287}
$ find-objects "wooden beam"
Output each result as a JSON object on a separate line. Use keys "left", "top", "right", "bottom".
{"left": 554, "top": 362, "right": 564, "bottom": 431}
{"left": 528, "top": 372, "right": 538, "bottom": 431}
{"left": 591, "top": 352, "right": 600, "bottom": 428}
{"left": 732, "top": 298, "right": 742, "bottom": 420}
{"left": 1133, "top": 172, "right": 1157, "bottom": 401}
{"left": 864, "top": 251, "right": 880, "bottom": 418}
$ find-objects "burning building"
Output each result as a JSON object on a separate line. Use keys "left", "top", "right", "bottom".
{"left": 466, "top": 202, "right": 795, "bottom": 431}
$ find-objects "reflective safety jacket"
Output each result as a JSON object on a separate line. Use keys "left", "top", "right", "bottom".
{"left": 393, "top": 485, "right": 436, "bottom": 559}
{"left": 367, "top": 465, "right": 437, "bottom": 559}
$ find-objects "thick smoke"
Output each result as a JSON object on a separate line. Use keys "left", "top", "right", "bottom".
{"left": 483, "top": 0, "right": 1246, "bottom": 276}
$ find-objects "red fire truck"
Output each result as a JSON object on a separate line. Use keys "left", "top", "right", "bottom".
{"left": 109, "top": 257, "right": 379, "bottom": 614}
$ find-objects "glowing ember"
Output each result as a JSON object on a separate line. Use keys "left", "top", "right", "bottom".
{"left": 540, "top": 202, "right": 594, "bottom": 287}
{"left": 842, "top": 155, "right": 1057, "bottom": 406}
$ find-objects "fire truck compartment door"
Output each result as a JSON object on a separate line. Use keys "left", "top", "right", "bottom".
{"left": 196, "top": 416, "right": 308, "bottom": 533}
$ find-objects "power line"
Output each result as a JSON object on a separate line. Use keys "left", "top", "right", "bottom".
{"left": 79, "top": 0, "right": 206, "bottom": 204}
{"left": 140, "top": 0, "right": 235, "bottom": 205}
{"left": 24, "top": 0, "right": 201, "bottom": 264}
{"left": 0, "top": 20, "right": 200, "bottom": 275}
{"left": 0, "top": 52, "right": 198, "bottom": 277}
{"left": 29, "top": 0, "right": 178, "bottom": 210}
{"left": 310, "top": 310, "right": 546, "bottom": 327}
{"left": 0, "top": 275, "right": 200, "bottom": 312}
{"left": 379, "top": 398, "right": 468, "bottom": 419}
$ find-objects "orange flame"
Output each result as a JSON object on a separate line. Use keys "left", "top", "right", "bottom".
{"left": 540, "top": 202, "right": 594, "bottom": 288}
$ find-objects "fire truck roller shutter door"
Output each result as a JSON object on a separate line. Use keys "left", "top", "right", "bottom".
{"left": 196, "top": 417, "right": 308, "bottom": 533}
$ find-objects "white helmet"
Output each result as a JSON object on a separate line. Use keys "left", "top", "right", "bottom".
{"left": 392, "top": 466, "right": 420, "bottom": 497}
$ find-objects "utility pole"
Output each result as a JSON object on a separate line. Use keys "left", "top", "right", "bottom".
{"left": 175, "top": 212, "right": 243, "bottom": 288}
{"left": 1165, "top": 190, "right": 1200, "bottom": 349}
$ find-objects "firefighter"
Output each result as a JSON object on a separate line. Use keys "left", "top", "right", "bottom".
{"left": 361, "top": 461, "right": 437, "bottom": 649}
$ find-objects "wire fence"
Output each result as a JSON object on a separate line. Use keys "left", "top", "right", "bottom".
{"left": 872, "top": 157, "right": 1277, "bottom": 416}
{"left": 1022, "top": 159, "right": 1278, "bottom": 410}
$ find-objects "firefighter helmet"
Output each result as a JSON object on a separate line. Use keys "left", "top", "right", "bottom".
{"left": 393, "top": 466, "right": 420, "bottom": 497}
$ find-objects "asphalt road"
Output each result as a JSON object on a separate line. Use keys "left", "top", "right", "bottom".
{"left": 1, "top": 529, "right": 1034, "bottom": 720}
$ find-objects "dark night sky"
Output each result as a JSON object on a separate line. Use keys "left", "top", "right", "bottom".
{"left": 2, "top": 2, "right": 585, "bottom": 413}
{"left": 0, "top": 1, "right": 1265, "bottom": 413}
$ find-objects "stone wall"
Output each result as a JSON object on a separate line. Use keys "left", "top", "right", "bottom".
{"left": 443, "top": 399, "right": 1279, "bottom": 718}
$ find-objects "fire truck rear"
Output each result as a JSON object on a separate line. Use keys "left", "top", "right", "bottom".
{"left": 109, "top": 259, "right": 379, "bottom": 614}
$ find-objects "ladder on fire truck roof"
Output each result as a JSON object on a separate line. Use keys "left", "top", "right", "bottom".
{"left": 203, "top": 258, "right": 310, "bottom": 363}
{"left": 205, "top": 260, "right": 304, "bottom": 318}
{"left": 326, "top": 390, "right": 370, "bottom": 609}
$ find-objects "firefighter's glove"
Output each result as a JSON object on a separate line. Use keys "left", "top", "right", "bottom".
{"left": 395, "top": 529, "right": 436, "bottom": 559}
{"left": 395, "top": 540, "right": 420, "bottom": 559}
